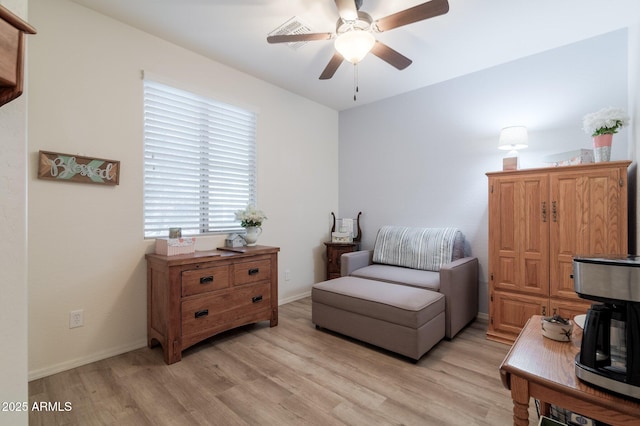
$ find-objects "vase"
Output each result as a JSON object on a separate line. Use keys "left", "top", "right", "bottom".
{"left": 243, "top": 226, "right": 262, "bottom": 246}
{"left": 593, "top": 134, "right": 613, "bottom": 162}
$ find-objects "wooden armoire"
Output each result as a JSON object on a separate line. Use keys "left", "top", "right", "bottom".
{"left": 486, "top": 160, "right": 630, "bottom": 344}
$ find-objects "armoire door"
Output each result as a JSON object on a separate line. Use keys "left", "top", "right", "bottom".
{"left": 490, "top": 290, "right": 548, "bottom": 343}
{"left": 549, "top": 166, "right": 628, "bottom": 301}
{"left": 489, "top": 173, "right": 549, "bottom": 297}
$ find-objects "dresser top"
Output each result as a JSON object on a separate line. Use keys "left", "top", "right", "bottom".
{"left": 146, "top": 245, "right": 279, "bottom": 267}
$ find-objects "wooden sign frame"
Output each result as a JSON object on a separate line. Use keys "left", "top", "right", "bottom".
{"left": 38, "top": 150, "right": 120, "bottom": 185}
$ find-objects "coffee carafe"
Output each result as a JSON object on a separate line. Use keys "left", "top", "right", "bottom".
{"left": 573, "top": 255, "right": 640, "bottom": 399}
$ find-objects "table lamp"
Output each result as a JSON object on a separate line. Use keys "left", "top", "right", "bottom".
{"left": 499, "top": 126, "right": 528, "bottom": 170}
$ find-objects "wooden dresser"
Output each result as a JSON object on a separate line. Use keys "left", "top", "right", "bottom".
{"left": 486, "top": 161, "right": 630, "bottom": 344}
{"left": 146, "top": 245, "right": 279, "bottom": 364}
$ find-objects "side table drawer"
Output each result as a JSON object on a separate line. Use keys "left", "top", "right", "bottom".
{"left": 233, "top": 258, "right": 271, "bottom": 286}
{"left": 182, "top": 265, "right": 230, "bottom": 297}
{"left": 182, "top": 282, "right": 271, "bottom": 337}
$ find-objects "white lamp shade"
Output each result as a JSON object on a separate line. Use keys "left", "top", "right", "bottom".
{"left": 498, "top": 126, "right": 528, "bottom": 150}
{"left": 334, "top": 30, "right": 375, "bottom": 64}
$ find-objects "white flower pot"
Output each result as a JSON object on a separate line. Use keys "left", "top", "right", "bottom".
{"left": 243, "top": 226, "right": 262, "bottom": 246}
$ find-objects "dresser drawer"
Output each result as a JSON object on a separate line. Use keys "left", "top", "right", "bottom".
{"left": 182, "top": 265, "right": 230, "bottom": 297}
{"left": 181, "top": 282, "right": 271, "bottom": 337}
{"left": 233, "top": 258, "right": 271, "bottom": 286}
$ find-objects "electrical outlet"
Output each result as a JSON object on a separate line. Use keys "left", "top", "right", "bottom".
{"left": 285, "top": 269, "right": 291, "bottom": 281}
{"left": 69, "top": 309, "right": 84, "bottom": 328}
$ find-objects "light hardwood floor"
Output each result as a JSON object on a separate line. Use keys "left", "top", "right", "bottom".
{"left": 29, "top": 297, "right": 538, "bottom": 425}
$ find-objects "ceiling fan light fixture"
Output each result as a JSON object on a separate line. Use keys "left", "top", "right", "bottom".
{"left": 334, "top": 30, "right": 375, "bottom": 64}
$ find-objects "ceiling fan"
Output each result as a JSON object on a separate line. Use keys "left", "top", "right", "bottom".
{"left": 267, "top": 0, "right": 450, "bottom": 80}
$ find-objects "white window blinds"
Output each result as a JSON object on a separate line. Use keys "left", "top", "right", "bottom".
{"left": 143, "top": 78, "right": 257, "bottom": 238}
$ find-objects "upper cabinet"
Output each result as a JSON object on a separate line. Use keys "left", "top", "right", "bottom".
{"left": 0, "top": 4, "right": 36, "bottom": 107}
{"left": 486, "top": 161, "right": 631, "bottom": 344}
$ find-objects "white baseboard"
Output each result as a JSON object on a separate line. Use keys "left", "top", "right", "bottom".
{"left": 28, "top": 338, "right": 148, "bottom": 381}
{"left": 476, "top": 312, "right": 488, "bottom": 321}
{"left": 278, "top": 290, "right": 311, "bottom": 305}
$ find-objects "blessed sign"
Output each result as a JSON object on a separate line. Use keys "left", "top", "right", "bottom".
{"left": 38, "top": 151, "right": 120, "bottom": 185}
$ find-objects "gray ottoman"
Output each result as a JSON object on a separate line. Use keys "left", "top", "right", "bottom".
{"left": 311, "top": 276, "right": 445, "bottom": 360}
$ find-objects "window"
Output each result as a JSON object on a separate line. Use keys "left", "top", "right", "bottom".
{"left": 143, "top": 78, "right": 257, "bottom": 238}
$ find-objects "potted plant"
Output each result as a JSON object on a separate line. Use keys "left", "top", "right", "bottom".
{"left": 235, "top": 205, "right": 267, "bottom": 246}
{"left": 582, "top": 107, "right": 630, "bottom": 162}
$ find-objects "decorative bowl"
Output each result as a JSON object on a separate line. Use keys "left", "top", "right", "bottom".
{"left": 541, "top": 315, "right": 573, "bottom": 342}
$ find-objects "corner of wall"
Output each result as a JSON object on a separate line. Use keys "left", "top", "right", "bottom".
{"left": 0, "top": 2, "right": 29, "bottom": 425}
{"left": 629, "top": 22, "right": 640, "bottom": 254}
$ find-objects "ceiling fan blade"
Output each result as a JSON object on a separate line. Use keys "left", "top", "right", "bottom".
{"left": 374, "top": 0, "right": 449, "bottom": 32}
{"left": 267, "top": 33, "right": 333, "bottom": 43}
{"left": 334, "top": 0, "right": 358, "bottom": 21}
{"left": 370, "top": 41, "right": 412, "bottom": 70}
{"left": 319, "top": 52, "right": 345, "bottom": 80}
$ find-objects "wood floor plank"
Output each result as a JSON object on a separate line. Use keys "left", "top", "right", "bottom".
{"left": 29, "top": 297, "right": 538, "bottom": 425}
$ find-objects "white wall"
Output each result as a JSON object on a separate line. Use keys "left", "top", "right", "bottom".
{"left": 27, "top": 0, "right": 338, "bottom": 379}
{"left": 0, "top": 1, "right": 29, "bottom": 424}
{"left": 338, "top": 30, "right": 631, "bottom": 315}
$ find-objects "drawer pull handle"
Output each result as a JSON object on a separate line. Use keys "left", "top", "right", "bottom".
{"left": 248, "top": 268, "right": 260, "bottom": 275}
{"left": 194, "top": 309, "right": 209, "bottom": 319}
{"left": 252, "top": 295, "right": 263, "bottom": 303}
{"left": 200, "top": 276, "right": 214, "bottom": 284}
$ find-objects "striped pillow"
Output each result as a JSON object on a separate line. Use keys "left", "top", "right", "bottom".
{"left": 372, "top": 226, "right": 461, "bottom": 272}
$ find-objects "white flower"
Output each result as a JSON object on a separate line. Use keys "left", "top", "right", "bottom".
{"left": 583, "top": 107, "right": 630, "bottom": 137}
{"left": 235, "top": 205, "right": 267, "bottom": 227}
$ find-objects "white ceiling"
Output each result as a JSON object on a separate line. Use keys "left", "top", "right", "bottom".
{"left": 70, "top": 0, "right": 640, "bottom": 111}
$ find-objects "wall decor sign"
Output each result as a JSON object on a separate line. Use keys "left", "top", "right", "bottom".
{"left": 38, "top": 150, "right": 120, "bottom": 185}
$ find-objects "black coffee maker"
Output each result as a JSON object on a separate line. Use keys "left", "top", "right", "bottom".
{"left": 573, "top": 255, "right": 640, "bottom": 399}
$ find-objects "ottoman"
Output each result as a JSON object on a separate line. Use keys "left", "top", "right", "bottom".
{"left": 311, "top": 276, "right": 445, "bottom": 360}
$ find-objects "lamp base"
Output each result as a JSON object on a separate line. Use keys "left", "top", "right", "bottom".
{"left": 503, "top": 156, "right": 518, "bottom": 171}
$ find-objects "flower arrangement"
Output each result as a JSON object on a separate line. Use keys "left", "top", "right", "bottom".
{"left": 582, "top": 107, "right": 630, "bottom": 137}
{"left": 235, "top": 205, "right": 267, "bottom": 228}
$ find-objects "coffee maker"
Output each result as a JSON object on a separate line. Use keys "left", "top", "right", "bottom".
{"left": 573, "top": 255, "right": 640, "bottom": 399}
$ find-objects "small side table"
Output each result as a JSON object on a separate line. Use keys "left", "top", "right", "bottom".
{"left": 499, "top": 315, "right": 640, "bottom": 425}
{"left": 324, "top": 242, "right": 359, "bottom": 280}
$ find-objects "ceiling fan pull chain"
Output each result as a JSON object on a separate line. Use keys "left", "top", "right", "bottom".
{"left": 353, "top": 63, "right": 359, "bottom": 101}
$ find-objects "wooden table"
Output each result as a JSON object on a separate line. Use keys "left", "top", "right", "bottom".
{"left": 499, "top": 315, "right": 640, "bottom": 425}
